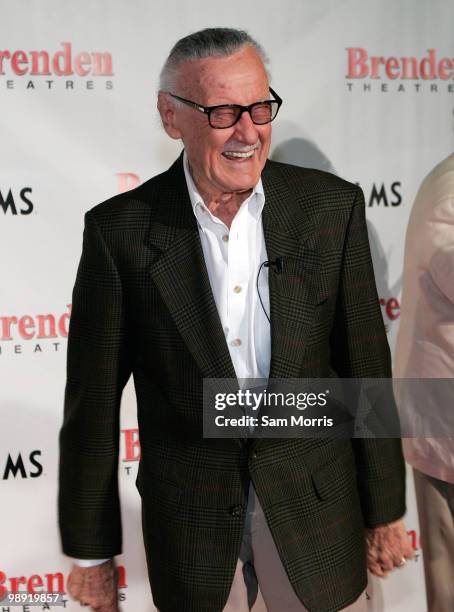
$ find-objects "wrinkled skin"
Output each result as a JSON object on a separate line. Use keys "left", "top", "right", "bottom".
{"left": 366, "top": 518, "right": 416, "bottom": 577}
{"left": 67, "top": 560, "right": 119, "bottom": 612}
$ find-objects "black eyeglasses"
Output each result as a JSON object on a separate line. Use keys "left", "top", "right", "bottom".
{"left": 167, "top": 87, "right": 283, "bottom": 129}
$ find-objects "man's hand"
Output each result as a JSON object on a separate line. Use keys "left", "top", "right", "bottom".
{"left": 67, "top": 560, "right": 119, "bottom": 611}
{"left": 366, "top": 519, "right": 415, "bottom": 577}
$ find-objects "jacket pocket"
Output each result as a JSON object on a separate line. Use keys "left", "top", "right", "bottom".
{"left": 136, "top": 463, "right": 182, "bottom": 504}
{"left": 311, "top": 447, "right": 357, "bottom": 502}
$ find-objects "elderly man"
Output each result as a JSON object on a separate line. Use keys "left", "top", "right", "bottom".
{"left": 59, "top": 28, "right": 413, "bottom": 612}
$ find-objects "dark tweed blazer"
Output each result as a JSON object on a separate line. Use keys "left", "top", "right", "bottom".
{"left": 59, "top": 153, "right": 406, "bottom": 612}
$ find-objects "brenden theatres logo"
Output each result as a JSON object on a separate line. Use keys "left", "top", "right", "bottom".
{"left": 346, "top": 48, "right": 454, "bottom": 93}
{"left": 0, "top": 42, "right": 114, "bottom": 91}
{"left": 0, "top": 304, "right": 70, "bottom": 356}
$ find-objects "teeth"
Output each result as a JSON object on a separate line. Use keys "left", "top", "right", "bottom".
{"left": 223, "top": 150, "right": 255, "bottom": 158}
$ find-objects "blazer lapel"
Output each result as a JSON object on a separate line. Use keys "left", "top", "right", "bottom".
{"left": 148, "top": 155, "right": 237, "bottom": 381}
{"left": 262, "top": 161, "right": 321, "bottom": 380}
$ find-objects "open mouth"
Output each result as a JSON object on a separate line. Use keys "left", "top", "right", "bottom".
{"left": 222, "top": 146, "right": 259, "bottom": 161}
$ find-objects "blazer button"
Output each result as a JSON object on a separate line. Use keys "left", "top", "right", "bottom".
{"left": 229, "top": 504, "right": 243, "bottom": 517}
{"left": 250, "top": 450, "right": 257, "bottom": 460}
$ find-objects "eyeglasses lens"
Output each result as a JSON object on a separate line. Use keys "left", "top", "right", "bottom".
{"left": 210, "top": 101, "right": 279, "bottom": 128}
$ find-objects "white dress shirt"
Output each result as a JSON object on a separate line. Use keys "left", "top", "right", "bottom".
{"left": 72, "top": 151, "right": 271, "bottom": 567}
{"left": 183, "top": 151, "right": 271, "bottom": 381}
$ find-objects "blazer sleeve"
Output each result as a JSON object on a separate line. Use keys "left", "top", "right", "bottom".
{"left": 58, "top": 210, "right": 132, "bottom": 558}
{"left": 329, "top": 187, "right": 406, "bottom": 528}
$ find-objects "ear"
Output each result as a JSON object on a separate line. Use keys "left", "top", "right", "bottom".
{"left": 157, "top": 92, "right": 182, "bottom": 140}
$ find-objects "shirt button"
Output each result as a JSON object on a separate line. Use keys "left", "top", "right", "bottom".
{"left": 229, "top": 504, "right": 243, "bottom": 517}
{"left": 222, "top": 234, "right": 229, "bottom": 242}
{"left": 231, "top": 338, "right": 242, "bottom": 347}
{"left": 233, "top": 285, "right": 242, "bottom": 294}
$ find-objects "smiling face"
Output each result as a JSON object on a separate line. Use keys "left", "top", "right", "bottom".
{"left": 158, "top": 45, "right": 272, "bottom": 200}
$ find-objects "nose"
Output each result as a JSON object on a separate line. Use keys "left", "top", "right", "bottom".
{"left": 233, "top": 109, "right": 260, "bottom": 144}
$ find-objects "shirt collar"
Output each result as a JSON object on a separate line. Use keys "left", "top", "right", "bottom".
{"left": 182, "top": 149, "right": 265, "bottom": 222}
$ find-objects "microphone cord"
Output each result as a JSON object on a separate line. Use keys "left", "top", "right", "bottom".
{"left": 256, "top": 260, "right": 271, "bottom": 323}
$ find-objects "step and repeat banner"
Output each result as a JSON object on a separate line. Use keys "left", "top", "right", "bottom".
{"left": 1, "top": 0, "right": 453, "bottom": 610}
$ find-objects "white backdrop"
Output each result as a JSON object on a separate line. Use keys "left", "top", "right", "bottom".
{"left": 2, "top": 0, "right": 453, "bottom": 610}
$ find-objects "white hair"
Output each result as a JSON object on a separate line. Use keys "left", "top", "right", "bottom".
{"left": 159, "top": 27, "right": 270, "bottom": 93}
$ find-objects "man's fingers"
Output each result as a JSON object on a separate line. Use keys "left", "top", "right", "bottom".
{"left": 93, "top": 600, "right": 119, "bottom": 612}
{"left": 390, "top": 528, "right": 415, "bottom": 563}
{"left": 390, "top": 539, "right": 414, "bottom": 565}
{"left": 400, "top": 535, "right": 416, "bottom": 559}
{"left": 366, "top": 521, "right": 417, "bottom": 578}
{"left": 367, "top": 560, "right": 387, "bottom": 577}
{"left": 378, "top": 550, "right": 394, "bottom": 573}
{"left": 394, "top": 522, "right": 417, "bottom": 558}
{"left": 386, "top": 540, "right": 407, "bottom": 567}
{"left": 368, "top": 537, "right": 395, "bottom": 572}
{"left": 366, "top": 547, "right": 379, "bottom": 564}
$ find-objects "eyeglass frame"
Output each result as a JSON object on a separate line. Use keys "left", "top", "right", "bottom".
{"left": 166, "top": 87, "right": 283, "bottom": 129}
